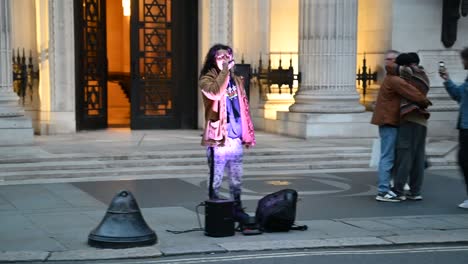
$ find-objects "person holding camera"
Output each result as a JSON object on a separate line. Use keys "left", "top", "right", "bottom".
{"left": 439, "top": 47, "right": 468, "bottom": 209}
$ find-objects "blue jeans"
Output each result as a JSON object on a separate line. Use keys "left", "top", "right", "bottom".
{"left": 378, "top": 125, "right": 398, "bottom": 193}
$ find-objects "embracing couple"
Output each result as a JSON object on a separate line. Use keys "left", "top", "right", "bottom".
{"left": 371, "top": 50, "right": 432, "bottom": 203}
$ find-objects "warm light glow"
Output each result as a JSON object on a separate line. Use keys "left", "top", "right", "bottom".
{"left": 122, "top": 0, "right": 130, "bottom": 16}
{"left": 263, "top": 93, "right": 295, "bottom": 120}
{"left": 270, "top": 0, "right": 298, "bottom": 56}
{"left": 266, "top": 180, "right": 291, "bottom": 186}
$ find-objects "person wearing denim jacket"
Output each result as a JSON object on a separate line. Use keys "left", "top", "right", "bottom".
{"left": 440, "top": 47, "right": 468, "bottom": 209}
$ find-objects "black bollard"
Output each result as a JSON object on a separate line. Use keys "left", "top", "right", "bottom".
{"left": 88, "top": 190, "right": 157, "bottom": 248}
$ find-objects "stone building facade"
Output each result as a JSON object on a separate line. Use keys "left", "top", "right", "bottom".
{"left": 0, "top": 0, "right": 466, "bottom": 145}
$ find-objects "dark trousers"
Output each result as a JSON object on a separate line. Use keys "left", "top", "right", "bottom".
{"left": 393, "top": 122, "right": 427, "bottom": 196}
{"left": 458, "top": 129, "right": 468, "bottom": 195}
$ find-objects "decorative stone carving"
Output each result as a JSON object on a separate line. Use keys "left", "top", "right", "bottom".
{"left": 209, "top": 0, "right": 232, "bottom": 46}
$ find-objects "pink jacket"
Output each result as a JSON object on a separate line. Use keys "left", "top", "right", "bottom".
{"left": 199, "top": 68, "right": 255, "bottom": 147}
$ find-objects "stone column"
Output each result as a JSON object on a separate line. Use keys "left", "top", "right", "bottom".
{"left": 34, "top": 0, "right": 76, "bottom": 134}
{"left": 273, "top": 0, "right": 375, "bottom": 138}
{"left": 47, "top": 0, "right": 76, "bottom": 133}
{"left": 209, "top": 0, "right": 232, "bottom": 46}
{"left": 289, "top": 0, "right": 364, "bottom": 113}
{"left": 0, "top": 0, "right": 33, "bottom": 145}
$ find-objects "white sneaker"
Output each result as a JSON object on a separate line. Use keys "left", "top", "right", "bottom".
{"left": 376, "top": 192, "right": 401, "bottom": 202}
{"left": 389, "top": 180, "right": 410, "bottom": 191}
{"left": 458, "top": 199, "right": 468, "bottom": 209}
{"left": 407, "top": 194, "right": 423, "bottom": 201}
{"left": 404, "top": 183, "right": 411, "bottom": 191}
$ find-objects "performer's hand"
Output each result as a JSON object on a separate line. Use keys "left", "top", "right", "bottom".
{"left": 228, "top": 60, "right": 235, "bottom": 71}
{"left": 222, "top": 61, "right": 229, "bottom": 71}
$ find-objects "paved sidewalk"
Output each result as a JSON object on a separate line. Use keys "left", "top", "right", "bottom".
{"left": 1, "top": 180, "right": 467, "bottom": 262}
{"left": 0, "top": 129, "right": 465, "bottom": 262}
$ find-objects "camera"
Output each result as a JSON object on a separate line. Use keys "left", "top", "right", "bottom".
{"left": 439, "top": 61, "right": 446, "bottom": 72}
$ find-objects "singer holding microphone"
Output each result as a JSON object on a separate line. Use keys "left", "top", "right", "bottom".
{"left": 199, "top": 44, "right": 256, "bottom": 224}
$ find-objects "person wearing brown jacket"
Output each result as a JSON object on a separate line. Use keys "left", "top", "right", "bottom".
{"left": 199, "top": 44, "right": 255, "bottom": 225}
{"left": 371, "top": 50, "right": 431, "bottom": 202}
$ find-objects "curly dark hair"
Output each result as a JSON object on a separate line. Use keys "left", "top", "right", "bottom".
{"left": 199, "top": 44, "right": 233, "bottom": 78}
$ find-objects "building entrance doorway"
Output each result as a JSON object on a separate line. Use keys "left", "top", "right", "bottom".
{"left": 107, "top": 0, "right": 131, "bottom": 128}
{"left": 74, "top": 0, "right": 198, "bottom": 130}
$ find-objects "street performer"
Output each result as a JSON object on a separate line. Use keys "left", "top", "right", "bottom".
{"left": 199, "top": 44, "right": 256, "bottom": 224}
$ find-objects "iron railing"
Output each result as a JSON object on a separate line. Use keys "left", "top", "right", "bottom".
{"left": 12, "top": 48, "right": 39, "bottom": 104}
{"left": 253, "top": 52, "right": 301, "bottom": 95}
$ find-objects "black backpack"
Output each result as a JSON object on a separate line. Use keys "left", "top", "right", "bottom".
{"left": 255, "top": 189, "right": 307, "bottom": 232}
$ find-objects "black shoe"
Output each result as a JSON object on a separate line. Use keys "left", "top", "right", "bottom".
{"left": 238, "top": 216, "right": 262, "bottom": 235}
{"left": 233, "top": 206, "right": 250, "bottom": 224}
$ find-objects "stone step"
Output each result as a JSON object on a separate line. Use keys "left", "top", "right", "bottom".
{"left": 0, "top": 157, "right": 457, "bottom": 183}
{"left": 0, "top": 138, "right": 457, "bottom": 184}
{"left": 426, "top": 157, "right": 458, "bottom": 167}
{"left": 0, "top": 168, "right": 381, "bottom": 185}
{"left": 0, "top": 152, "right": 371, "bottom": 172}
{"left": 0, "top": 146, "right": 370, "bottom": 164}
{"left": 0, "top": 159, "right": 374, "bottom": 181}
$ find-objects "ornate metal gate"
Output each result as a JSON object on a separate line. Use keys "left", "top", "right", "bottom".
{"left": 130, "top": 0, "right": 198, "bottom": 129}
{"left": 74, "top": 0, "right": 197, "bottom": 130}
{"left": 75, "top": 0, "right": 108, "bottom": 130}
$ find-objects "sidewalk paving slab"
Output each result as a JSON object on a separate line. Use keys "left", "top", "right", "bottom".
{"left": 382, "top": 229, "right": 468, "bottom": 244}
{"left": 0, "top": 251, "right": 49, "bottom": 263}
{"left": 218, "top": 237, "right": 392, "bottom": 252}
{"left": 48, "top": 247, "right": 162, "bottom": 262}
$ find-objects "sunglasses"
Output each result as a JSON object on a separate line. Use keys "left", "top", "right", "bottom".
{"left": 215, "top": 54, "right": 232, "bottom": 60}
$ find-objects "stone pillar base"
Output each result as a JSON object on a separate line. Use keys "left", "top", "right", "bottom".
{"left": 268, "top": 111, "right": 376, "bottom": 138}
{"left": 34, "top": 111, "right": 76, "bottom": 135}
{"left": 264, "top": 111, "right": 458, "bottom": 139}
{"left": 0, "top": 116, "right": 33, "bottom": 145}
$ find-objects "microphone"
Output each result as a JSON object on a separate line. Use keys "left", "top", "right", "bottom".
{"left": 228, "top": 60, "right": 235, "bottom": 74}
